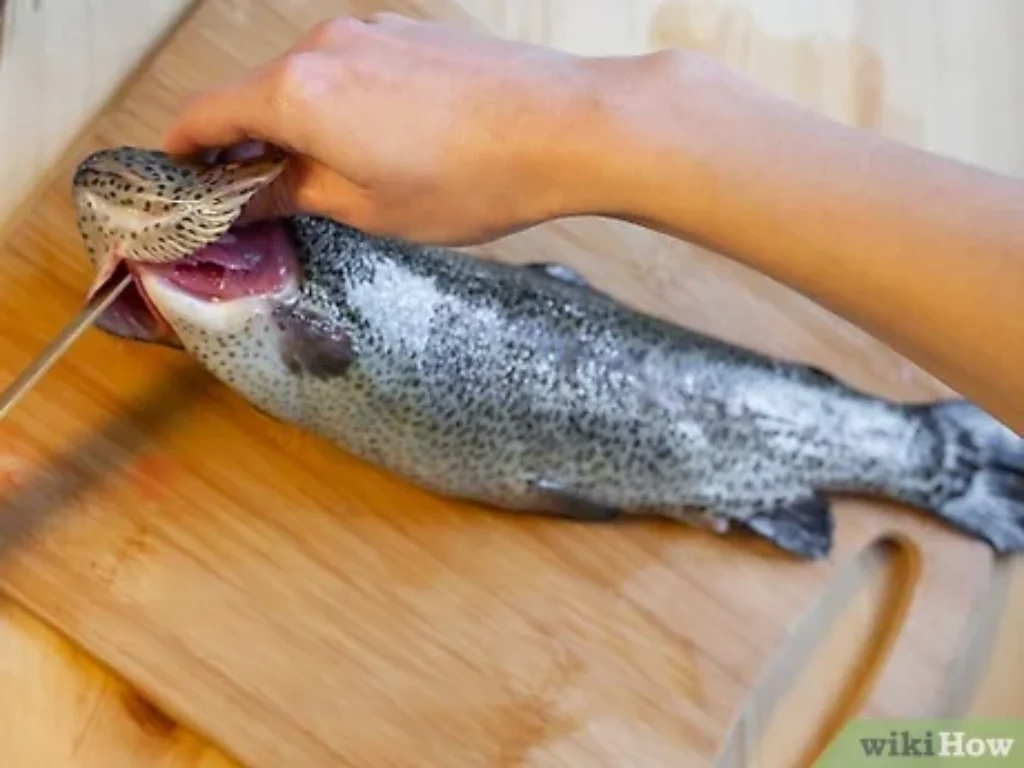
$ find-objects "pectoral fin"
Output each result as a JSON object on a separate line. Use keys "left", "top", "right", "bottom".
{"left": 273, "top": 305, "right": 355, "bottom": 379}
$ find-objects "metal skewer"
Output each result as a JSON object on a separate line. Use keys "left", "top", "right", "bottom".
{"left": 0, "top": 271, "right": 133, "bottom": 420}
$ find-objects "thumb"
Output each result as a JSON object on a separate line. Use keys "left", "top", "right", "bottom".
{"left": 211, "top": 141, "right": 298, "bottom": 224}
{"left": 235, "top": 159, "right": 376, "bottom": 230}
{"left": 234, "top": 176, "right": 299, "bottom": 224}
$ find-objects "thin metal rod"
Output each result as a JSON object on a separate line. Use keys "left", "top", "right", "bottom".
{"left": 0, "top": 271, "right": 133, "bottom": 420}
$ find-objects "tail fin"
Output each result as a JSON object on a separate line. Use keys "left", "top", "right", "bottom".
{"left": 921, "top": 401, "right": 1024, "bottom": 553}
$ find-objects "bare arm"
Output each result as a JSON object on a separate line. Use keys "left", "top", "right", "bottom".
{"left": 577, "top": 51, "right": 1024, "bottom": 431}
{"left": 162, "top": 14, "right": 1024, "bottom": 431}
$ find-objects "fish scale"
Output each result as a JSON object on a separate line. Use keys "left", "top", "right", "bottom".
{"left": 69, "top": 146, "right": 1024, "bottom": 559}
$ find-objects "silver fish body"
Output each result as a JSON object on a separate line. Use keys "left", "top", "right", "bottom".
{"left": 71, "top": 147, "right": 1024, "bottom": 558}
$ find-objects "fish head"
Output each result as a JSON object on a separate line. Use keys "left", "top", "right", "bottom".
{"left": 72, "top": 145, "right": 334, "bottom": 421}
{"left": 71, "top": 145, "right": 294, "bottom": 348}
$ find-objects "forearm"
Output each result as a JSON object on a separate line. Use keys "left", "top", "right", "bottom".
{"left": 566, "top": 51, "right": 1024, "bottom": 430}
{"left": 159, "top": 17, "right": 1021, "bottom": 429}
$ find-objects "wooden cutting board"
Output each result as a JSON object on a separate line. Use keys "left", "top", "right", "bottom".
{"left": 0, "top": 1, "right": 1011, "bottom": 766}
{"left": 0, "top": 594, "right": 237, "bottom": 768}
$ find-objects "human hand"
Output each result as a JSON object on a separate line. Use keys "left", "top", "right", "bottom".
{"left": 162, "top": 13, "right": 611, "bottom": 245}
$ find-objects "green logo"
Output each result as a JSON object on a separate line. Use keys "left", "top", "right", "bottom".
{"left": 815, "top": 719, "right": 1024, "bottom": 765}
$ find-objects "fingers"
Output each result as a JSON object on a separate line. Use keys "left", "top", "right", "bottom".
{"left": 217, "top": 140, "right": 273, "bottom": 163}
{"left": 366, "top": 11, "right": 416, "bottom": 26}
{"left": 162, "top": 48, "right": 318, "bottom": 157}
{"left": 232, "top": 157, "right": 372, "bottom": 227}
{"left": 163, "top": 12, "right": 413, "bottom": 158}
{"left": 161, "top": 72, "right": 275, "bottom": 157}
{"left": 287, "top": 15, "right": 367, "bottom": 54}
{"left": 286, "top": 12, "right": 414, "bottom": 55}
{"left": 233, "top": 179, "right": 298, "bottom": 224}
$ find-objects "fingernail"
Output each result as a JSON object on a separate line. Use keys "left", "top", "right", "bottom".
{"left": 223, "top": 141, "right": 269, "bottom": 163}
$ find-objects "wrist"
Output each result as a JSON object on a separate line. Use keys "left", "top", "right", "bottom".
{"left": 531, "top": 48, "right": 727, "bottom": 226}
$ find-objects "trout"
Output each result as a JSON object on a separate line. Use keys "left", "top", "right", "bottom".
{"left": 70, "top": 146, "right": 1024, "bottom": 559}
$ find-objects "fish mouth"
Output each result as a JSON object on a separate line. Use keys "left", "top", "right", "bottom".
{"left": 73, "top": 145, "right": 289, "bottom": 346}
{"left": 96, "top": 220, "right": 300, "bottom": 345}
{"left": 139, "top": 220, "right": 297, "bottom": 302}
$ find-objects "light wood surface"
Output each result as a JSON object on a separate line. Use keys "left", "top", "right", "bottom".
{"left": 0, "top": 595, "right": 237, "bottom": 768}
{"left": 0, "top": 1, "right": 1021, "bottom": 767}
{"left": 0, "top": 0, "right": 195, "bottom": 232}
{"left": 970, "top": 562, "right": 1024, "bottom": 720}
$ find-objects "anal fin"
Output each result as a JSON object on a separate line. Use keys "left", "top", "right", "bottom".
{"left": 741, "top": 493, "right": 834, "bottom": 559}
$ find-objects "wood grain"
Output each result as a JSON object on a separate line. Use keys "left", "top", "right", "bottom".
{"left": 0, "top": 595, "right": 237, "bottom": 768}
{"left": 0, "top": 1, "right": 1021, "bottom": 766}
{"left": 0, "top": 0, "right": 195, "bottom": 232}
{"left": 969, "top": 561, "right": 1024, "bottom": 720}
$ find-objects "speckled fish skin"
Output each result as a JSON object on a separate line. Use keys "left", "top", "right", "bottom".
{"left": 72, "top": 147, "right": 1024, "bottom": 559}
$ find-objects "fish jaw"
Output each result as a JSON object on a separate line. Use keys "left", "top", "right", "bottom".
{"left": 93, "top": 261, "right": 184, "bottom": 347}
{"left": 137, "top": 268, "right": 297, "bottom": 339}
{"left": 129, "top": 220, "right": 327, "bottom": 423}
{"left": 134, "top": 220, "right": 303, "bottom": 336}
{"left": 140, "top": 273, "right": 305, "bottom": 424}
{"left": 80, "top": 218, "right": 301, "bottom": 349}
{"left": 71, "top": 145, "right": 285, "bottom": 345}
